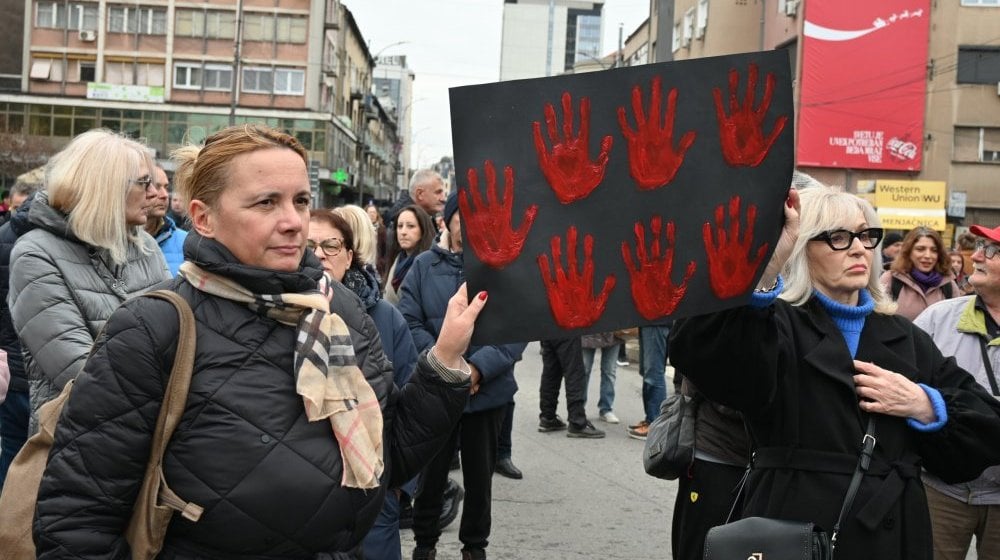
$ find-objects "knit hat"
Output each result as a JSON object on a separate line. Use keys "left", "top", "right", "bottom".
{"left": 970, "top": 224, "right": 1000, "bottom": 244}
{"left": 883, "top": 232, "right": 903, "bottom": 247}
{"left": 443, "top": 192, "right": 459, "bottom": 227}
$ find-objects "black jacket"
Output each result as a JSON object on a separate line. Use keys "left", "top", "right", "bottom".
{"left": 671, "top": 297, "right": 1000, "bottom": 560}
{"left": 34, "top": 234, "right": 470, "bottom": 559}
{"left": 0, "top": 196, "right": 35, "bottom": 392}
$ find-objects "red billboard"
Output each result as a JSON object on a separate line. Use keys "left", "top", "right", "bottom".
{"left": 797, "top": 0, "right": 930, "bottom": 171}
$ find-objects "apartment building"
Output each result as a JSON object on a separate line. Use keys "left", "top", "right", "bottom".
{"left": 651, "top": 0, "right": 1000, "bottom": 226}
{"left": 0, "top": 0, "right": 403, "bottom": 206}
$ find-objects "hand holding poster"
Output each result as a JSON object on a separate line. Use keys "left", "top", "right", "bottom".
{"left": 449, "top": 50, "right": 794, "bottom": 345}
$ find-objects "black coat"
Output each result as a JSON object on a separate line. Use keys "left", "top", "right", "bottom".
{"left": 34, "top": 235, "right": 470, "bottom": 559}
{"left": 0, "top": 196, "right": 34, "bottom": 392}
{"left": 671, "top": 297, "right": 1000, "bottom": 560}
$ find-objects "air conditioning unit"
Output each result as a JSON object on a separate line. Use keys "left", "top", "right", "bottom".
{"left": 784, "top": 0, "right": 799, "bottom": 17}
{"left": 78, "top": 30, "right": 96, "bottom": 42}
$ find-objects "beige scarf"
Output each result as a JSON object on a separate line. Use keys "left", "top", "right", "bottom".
{"left": 179, "top": 262, "right": 384, "bottom": 489}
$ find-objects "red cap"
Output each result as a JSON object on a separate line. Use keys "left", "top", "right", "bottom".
{"left": 970, "top": 225, "right": 1000, "bottom": 244}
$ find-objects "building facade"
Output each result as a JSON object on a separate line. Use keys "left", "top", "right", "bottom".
{"left": 1, "top": 0, "right": 401, "bottom": 207}
{"left": 500, "top": 0, "right": 604, "bottom": 80}
{"left": 649, "top": 0, "right": 1000, "bottom": 226}
{"left": 374, "top": 54, "right": 415, "bottom": 196}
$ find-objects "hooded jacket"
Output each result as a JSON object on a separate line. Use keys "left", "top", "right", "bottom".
{"left": 8, "top": 191, "right": 169, "bottom": 432}
{"left": 152, "top": 215, "right": 189, "bottom": 276}
{"left": 0, "top": 196, "right": 36, "bottom": 393}
{"left": 397, "top": 239, "right": 525, "bottom": 413}
{"left": 34, "top": 233, "right": 471, "bottom": 559}
{"left": 914, "top": 295, "right": 1000, "bottom": 505}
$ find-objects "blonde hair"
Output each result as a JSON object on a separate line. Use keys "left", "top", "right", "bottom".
{"left": 171, "top": 124, "right": 307, "bottom": 211}
{"left": 46, "top": 129, "right": 155, "bottom": 264}
{"left": 780, "top": 186, "right": 896, "bottom": 314}
{"left": 334, "top": 204, "right": 377, "bottom": 267}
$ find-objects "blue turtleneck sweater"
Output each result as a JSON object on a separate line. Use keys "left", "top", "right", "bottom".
{"left": 813, "top": 289, "right": 875, "bottom": 358}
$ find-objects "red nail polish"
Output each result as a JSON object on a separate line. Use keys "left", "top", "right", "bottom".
{"left": 786, "top": 198, "right": 793, "bottom": 208}
{"left": 478, "top": 291, "right": 488, "bottom": 301}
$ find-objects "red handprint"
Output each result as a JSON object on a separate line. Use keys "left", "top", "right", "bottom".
{"left": 622, "top": 216, "right": 697, "bottom": 320}
{"left": 537, "top": 226, "right": 616, "bottom": 329}
{"left": 702, "top": 196, "right": 769, "bottom": 299}
{"left": 459, "top": 161, "right": 539, "bottom": 269}
{"left": 617, "top": 76, "right": 697, "bottom": 190}
{"left": 532, "top": 92, "right": 614, "bottom": 204}
{"left": 713, "top": 63, "right": 788, "bottom": 167}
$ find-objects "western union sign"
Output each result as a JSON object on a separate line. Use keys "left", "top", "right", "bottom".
{"left": 874, "top": 180, "right": 947, "bottom": 231}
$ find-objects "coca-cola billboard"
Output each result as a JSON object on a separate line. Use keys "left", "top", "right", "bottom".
{"left": 797, "top": 0, "right": 930, "bottom": 171}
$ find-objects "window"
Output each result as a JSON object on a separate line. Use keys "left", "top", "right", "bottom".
{"left": 242, "top": 13, "right": 274, "bottom": 41}
{"left": 29, "top": 59, "right": 52, "bottom": 80}
{"left": 696, "top": 0, "right": 709, "bottom": 38}
{"left": 672, "top": 21, "right": 681, "bottom": 52}
{"left": 682, "top": 8, "right": 695, "bottom": 47}
{"left": 36, "top": 2, "right": 96, "bottom": 30}
{"left": 275, "top": 16, "right": 307, "bottom": 43}
{"left": 242, "top": 67, "right": 304, "bottom": 95}
{"left": 954, "top": 126, "right": 1000, "bottom": 163}
{"left": 957, "top": 47, "right": 1000, "bottom": 84}
{"left": 961, "top": 0, "right": 999, "bottom": 5}
{"left": 175, "top": 9, "right": 235, "bottom": 39}
{"left": 174, "top": 62, "right": 232, "bottom": 90}
{"left": 242, "top": 67, "right": 273, "bottom": 93}
{"left": 108, "top": 6, "right": 167, "bottom": 34}
{"left": 79, "top": 62, "right": 95, "bottom": 82}
{"left": 274, "top": 68, "right": 304, "bottom": 94}
{"left": 106, "top": 61, "right": 164, "bottom": 86}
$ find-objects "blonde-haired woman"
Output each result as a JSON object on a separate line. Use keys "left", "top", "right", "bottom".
{"left": 335, "top": 204, "right": 381, "bottom": 281}
{"left": 9, "top": 129, "right": 169, "bottom": 433}
{"left": 33, "top": 124, "right": 484, "bottom": 558}
{"left": 672, "top": 184, "right": 1000, "bottom": 560}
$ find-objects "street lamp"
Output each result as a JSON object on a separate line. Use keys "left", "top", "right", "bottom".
{"left": 372, "top": 41, "right": 410, "bottom": 61}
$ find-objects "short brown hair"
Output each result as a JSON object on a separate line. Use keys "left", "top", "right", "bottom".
{"left": 891, "top": 227, "right": 951, "bottom": 275}
{"left": 171, "top": 124, "right": 307, "bottom": 210}
{"left": 310, "top": 208, "right": 358, "bottom": 270}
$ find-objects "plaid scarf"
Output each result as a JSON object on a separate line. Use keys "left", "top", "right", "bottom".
{"left": 179, "top": 261, "right": 384, "bottom": 489}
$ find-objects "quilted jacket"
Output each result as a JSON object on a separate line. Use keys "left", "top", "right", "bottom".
{"left": 34, "top": 233, "right": 470, "bottom": 559}
{"left": 8, "top": 191, "right": 169, "bottom": 433}
{"left": 0, "top": 196, "right": 35, "bottom": 393}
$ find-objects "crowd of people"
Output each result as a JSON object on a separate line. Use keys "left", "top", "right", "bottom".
{"left": 0, "top": 127, "right": 997, "bottom": 560}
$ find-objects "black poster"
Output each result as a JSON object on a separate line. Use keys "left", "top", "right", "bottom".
{"left": 449, "top": 50, "right": 793, "bottom": 345}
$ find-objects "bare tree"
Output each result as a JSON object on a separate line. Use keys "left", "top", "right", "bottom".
{"left": 0, "top": 133, "right": 52, "bottom": 187}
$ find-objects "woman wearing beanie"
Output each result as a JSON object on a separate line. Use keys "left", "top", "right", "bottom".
{"left": 879, "top": 227, "right": 959, "bottom": 321}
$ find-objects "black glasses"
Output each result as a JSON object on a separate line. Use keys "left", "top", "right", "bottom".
{"left": 974, "top": 239, "right": 1000, "bottom": 260}
{"left": 306, "top": 237, "right": 344, "bottom": 256}
{"left": 811, "top": 228, "right": 883, "bottom": 251}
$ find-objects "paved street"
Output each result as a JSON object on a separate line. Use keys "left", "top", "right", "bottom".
{"left": 402, "top": 341, "right": 678, "bottom": 559}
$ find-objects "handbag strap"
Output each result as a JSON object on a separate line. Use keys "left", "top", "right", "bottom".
{"left": 977, "top": 336, "right": 1000, "bottom": 397}
{"left": 829, "top": 415, "right": 876, "bottom": 556}
{"left": 143, "top": 290, "right": 202, "bottom": 521}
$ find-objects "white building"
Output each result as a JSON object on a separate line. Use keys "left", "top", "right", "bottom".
{"left": 499, "top": 0, "right": 604, "bottom": 80}
{"left": 374, "top": 55, "right": 415, "bottom": 196}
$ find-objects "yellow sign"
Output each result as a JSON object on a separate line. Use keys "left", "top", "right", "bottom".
{"left": 876, "top": 208, "right": 946, "bottom": 231}
{"left": 874, "top": 180, "right": 946, "bottom": 210}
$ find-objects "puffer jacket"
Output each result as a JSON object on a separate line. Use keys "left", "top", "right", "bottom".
{"left": 0, "top": 195, "right": 35, "bottom": 393}
{"left": 914, "top": 295, "right": 1000, "bottom": 505}
{"left": 152, "top": 215, "right": 189, "bottom": 276}
{"left": 398, "top": 240, "right": 525, "bottom": 413}
{"left": 34, "top": 233, "right": 470, "bottom": 559}
{"left": 8, "top": 191, "right": 169, "bottom": 432}
{"left": 880, "top": 269, "right": 958, "bottom": 321}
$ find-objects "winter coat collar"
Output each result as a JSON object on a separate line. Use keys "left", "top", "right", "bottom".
{"left": 182, "top": 231, "right": 324, "bottom": 295}
{"left": 26, "top": 191, "right": 84, "bottom": 244}
{"left": 9, "top": 192, "right": 36, "bottom": 237}
{"left": 955, "top": 295, "right": 1000, "bottom": 345}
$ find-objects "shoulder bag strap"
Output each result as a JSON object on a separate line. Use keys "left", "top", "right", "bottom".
{"left": 977, "top": 336, "right": 1000, "bottom": 397}
{"left": 829, "top": 415, "right": 876, "bottom": 556}
{"left": 141, "top": 289, "right": 202, "bottom": 521}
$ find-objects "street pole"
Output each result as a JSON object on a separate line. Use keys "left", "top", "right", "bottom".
{"left": 229, "top": 0, "right": 244, "bottom": 126}
{"left": 617, "top": 23, "right": 624, "bottom": 68}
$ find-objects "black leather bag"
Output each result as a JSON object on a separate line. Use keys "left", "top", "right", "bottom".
{"left": 642, "top": 393, "right": 699, "bottom": 480}
{"left": 703, "top": 517, "right": 831, "bottom": 560}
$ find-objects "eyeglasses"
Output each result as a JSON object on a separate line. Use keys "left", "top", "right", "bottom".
{"left": 306, "top": 237, "right": 345, "bottom": 256}
{"left": 811, "top": 228, "right": 884, "bottom": 251}
{"left": 132, "top": 175, "right": 153, "bottom": 190}
{"left": 974, "top": 239, "right": 1000, "bottom": 260}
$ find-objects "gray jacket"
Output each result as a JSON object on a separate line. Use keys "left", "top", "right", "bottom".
{"left": 8, "top": 192, "right": 169, "bottom": 433}
{"left": 914, "top": 295, "right": 1000, "bottom": 505}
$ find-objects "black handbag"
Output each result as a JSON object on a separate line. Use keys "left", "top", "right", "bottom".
{"left": 642, "top": 392, "right": 699, "bottom": 480}
{"left": 703, "top": 416, "right": 876, "bottom": 560}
